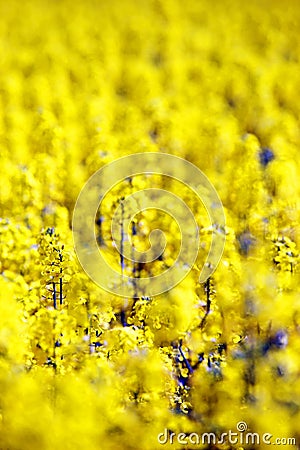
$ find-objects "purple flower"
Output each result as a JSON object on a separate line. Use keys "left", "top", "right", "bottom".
{"left": 259, "top": 147, "right": 274, "bottom": 167}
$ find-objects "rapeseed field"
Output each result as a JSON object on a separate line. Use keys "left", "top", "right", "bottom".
{"left": 1, "top": 0, "right": 300, "bottom": 449}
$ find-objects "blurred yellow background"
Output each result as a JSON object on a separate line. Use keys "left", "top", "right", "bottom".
{"left": 1, "top": 0, "right": 300, "bottom": 449}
